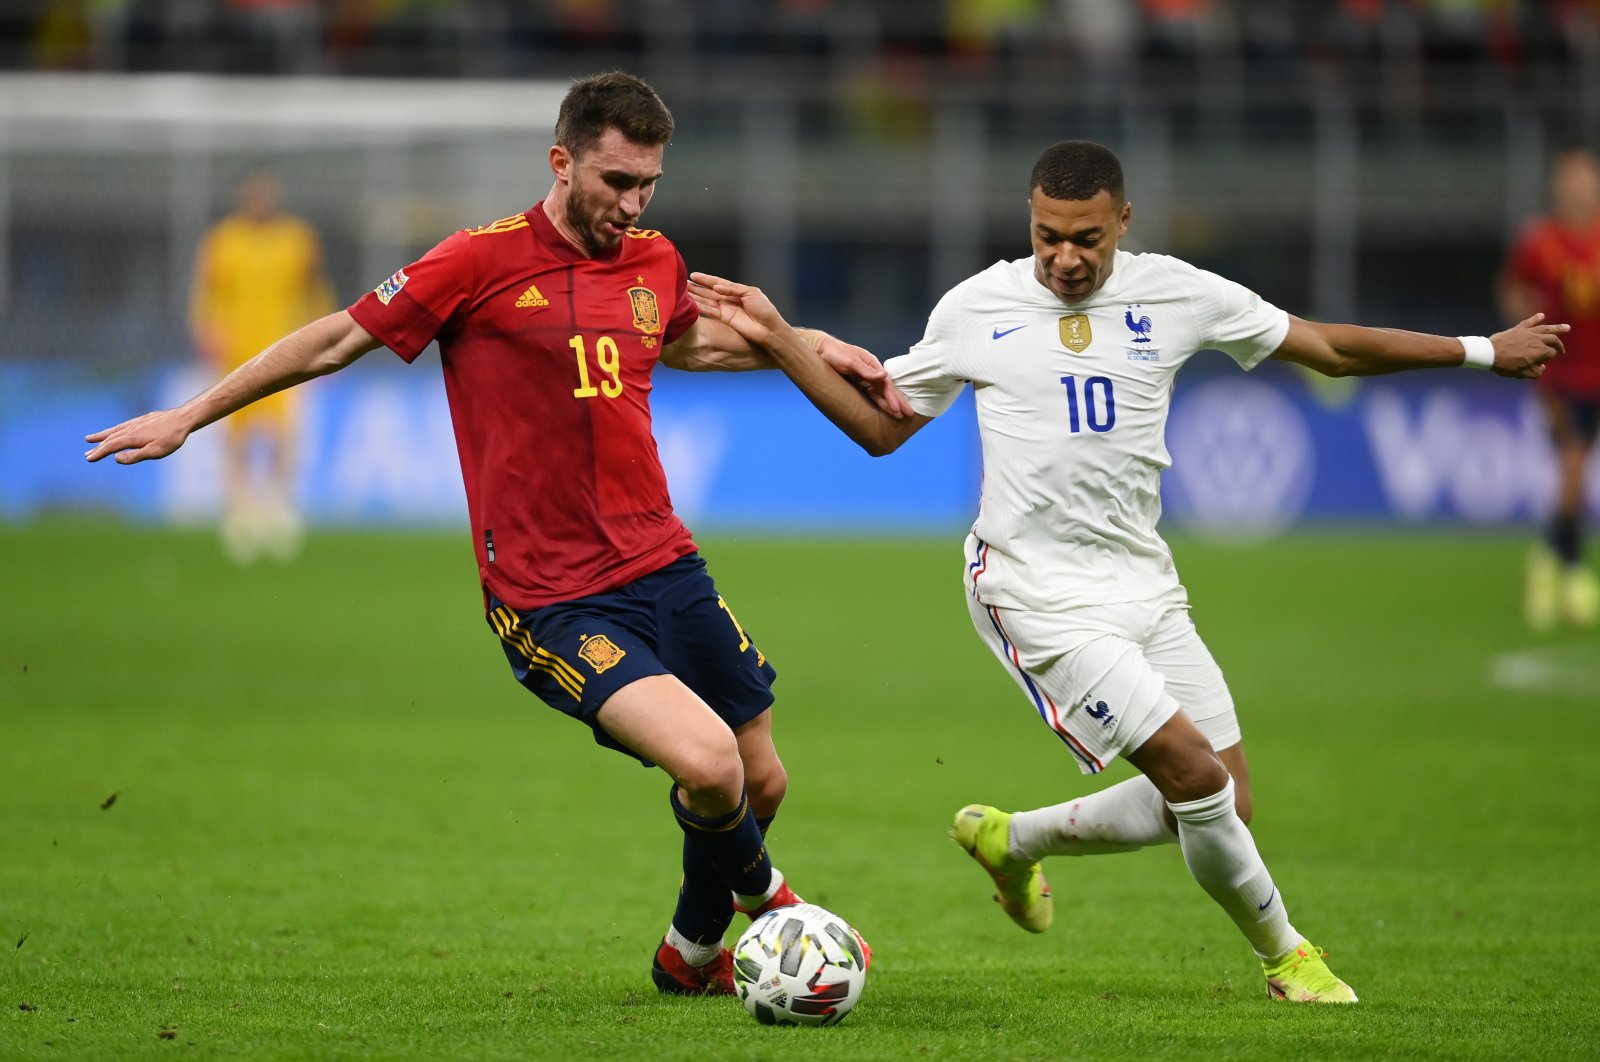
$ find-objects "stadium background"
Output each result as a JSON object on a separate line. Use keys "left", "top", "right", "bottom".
{"left": 4, "top": 0, "right": 1598, "bottom": 534}
{"left": 5, "top": 5, "right": 1600, "bottom": 1060}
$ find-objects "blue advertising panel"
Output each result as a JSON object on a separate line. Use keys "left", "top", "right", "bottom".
{"left": 5, "top": 356, "right": 1594, "bottom": 533}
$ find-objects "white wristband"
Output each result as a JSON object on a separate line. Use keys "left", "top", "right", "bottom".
{"left": 1457, "top": 335, "right": 1495, "bottom": 370}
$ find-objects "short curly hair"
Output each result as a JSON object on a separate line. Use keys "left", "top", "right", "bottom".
{"left": 1030, "top": 141, "right": 1124, "bottom": 203}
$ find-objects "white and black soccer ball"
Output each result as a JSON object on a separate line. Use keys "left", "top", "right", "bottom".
{"left": 732, "top": 903, "right": 868, "bottom": 1026}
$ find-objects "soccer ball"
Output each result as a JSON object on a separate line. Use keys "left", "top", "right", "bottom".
{"left": 732, "top": 903, "right": 868, "bottom": 1026}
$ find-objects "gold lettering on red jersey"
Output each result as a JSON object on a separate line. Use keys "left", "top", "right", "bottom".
{"left": 628, "top": 286, "right": 661, "bottom": 335}
{"left": 625, "top": 227, "right": 661, "bottom": 239}
{"left": 469, "top": 214, "right": 531, "bottom": 236}
{"left": 515, "top": 284, "right": 550, "bottom": 308}
{"left": 577, "top": 633, "right": 627, "bottom": 673}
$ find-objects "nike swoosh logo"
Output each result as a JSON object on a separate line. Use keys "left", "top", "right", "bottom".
{"left": 1258, "top": 888, "right": 1276, "bottom": 911}
{"left": 992, "top": 325, "right": 1026, "bottom": 340}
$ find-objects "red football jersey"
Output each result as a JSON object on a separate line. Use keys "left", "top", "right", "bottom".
{"left": 1505, "top": 217, "right": 1600, "bottom": 398}
{"left": 348, "top": 204, "right": 701, "bottom": 609}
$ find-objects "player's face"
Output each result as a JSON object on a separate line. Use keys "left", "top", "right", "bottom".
{"left": 1029, "top": 188, "right": 1130, "bottom": 304}
{"left": 1552, "top": 150, "right": 1600, "bottom": 227}
{"left": 550, "top": 128, "right": 665, "bottom": 256}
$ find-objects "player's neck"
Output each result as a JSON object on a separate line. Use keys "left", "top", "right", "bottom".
{"left": 541, "top": 194, "right": 597, "bottom": 257}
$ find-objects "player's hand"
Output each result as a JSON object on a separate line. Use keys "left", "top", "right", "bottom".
{"left": 815, "top": 336, "right": 914, "bottom": 420}
{"left": 1490, "top": 313, "right": 1567, "bottom": 379}
{"left": 688, "top": 272, "right": 784, "bottom": 345}
{"left": 84, "top": 408, "right": 191, "bottom": 464}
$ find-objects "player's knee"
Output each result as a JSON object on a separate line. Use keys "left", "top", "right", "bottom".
{"left": 1163, "top": 754, "right": 1229, "bottom": 805}
{"left": 1129, "top": 720, "right": 1229, "bottom": 804}
{"left": 672, "top": 738, "right": 745, "bottom": 808}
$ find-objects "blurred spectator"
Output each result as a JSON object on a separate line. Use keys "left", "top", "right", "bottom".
{"left": 1499, "top": 147, "right": 1600, "bottom": 629}
{"left": 1048, "top": 0, "right": 1138, "bottom": 110}
{"left": 31, "top": 0, "right": 90, "bottom": 69}
{"left": 1139, "top": 0, "right": 1218, "bottom": 62}
{"left": 843, "top": 46, "right": 934, "bottom": 142}
{"left": 226, "top": 0, "right": 321, "bottom": 74}
{"left": 947, "top": 0, "right": 1044, "bottom": 60}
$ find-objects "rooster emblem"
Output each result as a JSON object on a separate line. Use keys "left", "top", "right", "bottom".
{"left": 1125, "top": 309, "right": 1153, "bottom": 343}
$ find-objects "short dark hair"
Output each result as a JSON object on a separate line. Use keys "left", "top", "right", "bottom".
{"left": 1030, "top": 141, "right": 1124, "bottom": 203}
{"left": 554, "top": 72, "right": 675, "bottom": 157}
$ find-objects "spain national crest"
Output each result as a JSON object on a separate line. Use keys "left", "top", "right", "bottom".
{"left": 1059, "top": 313, "right": 1092, "bottom": 353}
{"left": 628, "top": 286, "right": 661, "bottom": 335}
{"left": 578, "top": 633, "right": 627, "bottom": 674}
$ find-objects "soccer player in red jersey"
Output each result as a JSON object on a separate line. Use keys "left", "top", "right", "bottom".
{"left": 1501, "top": 147, "right": 1600, "bottom": 628}
{"left": 85, "top": 72, "right": 902, "bottom": 995}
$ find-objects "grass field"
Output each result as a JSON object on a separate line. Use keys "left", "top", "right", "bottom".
{"left": 2, "top": 523, "right": 1598, "bottom": 1061}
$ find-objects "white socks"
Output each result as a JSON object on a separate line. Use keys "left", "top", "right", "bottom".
{"left": 1010, "top": 775, "right": 1176, "bottom": 859}
{"left": 665, "top": 924, "right": 721, "bottom": 966}
{"left": 733, "top": 867, "right": 785, "bottom": 913}
{"left": 1167, "top": 777, "right": 1299, "bottom": 960}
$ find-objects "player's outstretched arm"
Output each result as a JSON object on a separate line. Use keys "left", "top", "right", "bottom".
{"left": 85, "top": 311, "right": 382, "bottom": 465}
{"left": 663, "top": 313, "right": 913, "bottom": 420}
{"left": 689, "top": 271, "right": 926, "bottom": 455}
{"left": 1270, "top": 313, "right": 1566, "bottom": 379}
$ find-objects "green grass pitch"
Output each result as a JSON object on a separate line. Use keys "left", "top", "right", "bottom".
{"left": 2, "top": 523, "right": 1597, "bottom": 1060}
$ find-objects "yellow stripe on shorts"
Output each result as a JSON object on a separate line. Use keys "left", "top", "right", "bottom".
{"left": 491, "top": 606, "right": 585, "bottom": 701}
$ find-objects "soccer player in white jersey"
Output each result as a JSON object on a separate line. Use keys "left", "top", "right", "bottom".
{"left": 688, "top": 140, "right": 1567, "bottom": 1004}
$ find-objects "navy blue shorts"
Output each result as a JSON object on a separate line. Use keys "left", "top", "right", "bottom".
{"left": 486, "top": 553, "right": 778, "bottom": 765}
{"left": 1547, "top": 394, "right": 1600, "bottom": 448}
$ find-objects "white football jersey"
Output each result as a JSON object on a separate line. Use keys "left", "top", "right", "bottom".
{"left": 890, "top": 250, "right": 1289, "bottom": 611}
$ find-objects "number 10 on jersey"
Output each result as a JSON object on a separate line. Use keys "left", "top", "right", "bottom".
{"left": 1060, "top": 375, "right": 1116, "bottom": 433}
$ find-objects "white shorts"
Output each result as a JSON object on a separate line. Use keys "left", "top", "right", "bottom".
{"left": 966, "top": 585, "right": 1241, "bottom": 775}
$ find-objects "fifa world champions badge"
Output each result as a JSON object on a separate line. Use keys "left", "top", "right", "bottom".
{"left": 1059, "top": 314, "right": 1092, "bottom": 353}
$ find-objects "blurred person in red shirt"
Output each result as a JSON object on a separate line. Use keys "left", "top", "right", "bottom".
{"left": 1501, "top": 147, "right": 1600, "bottom": 628}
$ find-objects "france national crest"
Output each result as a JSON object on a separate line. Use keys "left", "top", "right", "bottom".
{"left": 1124, "top": 308, "right": 1153, "bottom": 343}
{"left": 1058, "top": 314, "right": 1091, "bottom": 353}
{"left": 628, "top": 285, "right": 660, "bottom": 335}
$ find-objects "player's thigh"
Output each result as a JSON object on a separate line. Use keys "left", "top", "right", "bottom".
{"left": 485, "top": 593, "right": 677, "bottom": 765}
{"left": 1125, "top": 708, "right": 1230, "bottom": 804}
{"left": 594, "top": 673, "right": 743, "bottom": 795}
{"left": 1143, "top": 599, "right": 1242, "bottom": 754}
{"left": 967, "top": 593, "right": 1179, "bottom": 777}
{"left": 654, "top": 555, "right": 779, "bottom": 739}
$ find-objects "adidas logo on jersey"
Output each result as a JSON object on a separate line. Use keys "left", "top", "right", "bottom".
{"left": 516, "top": 284, "right": 549, "bottom": 308}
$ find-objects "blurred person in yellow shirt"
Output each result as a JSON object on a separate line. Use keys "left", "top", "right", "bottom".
{"left": 190, "top": 173, "right": 333, "bottom": 562}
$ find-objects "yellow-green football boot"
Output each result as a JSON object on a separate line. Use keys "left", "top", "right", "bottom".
{"left": 1561, "top": 565, "right": 1599, "bottom": 628}
{"left": 1262, "top": 940, "right": 1358, "bottom": 1003}
{"left": 1525, "top": 546, "right": 1561, "bottom": 631}
{"left": 949, "top": 804, "right": 1052, "bottom": 933}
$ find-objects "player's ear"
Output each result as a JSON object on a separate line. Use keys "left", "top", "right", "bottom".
{"left": 549, "top": 144, "right": 573, "bottom": 182}
{"left": 1119, "top": 200, "right": 1132, "bottom": 234}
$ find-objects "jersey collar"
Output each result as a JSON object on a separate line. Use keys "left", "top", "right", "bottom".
{"left": 528, "top": 200, "right": 625, "bottom": 264}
